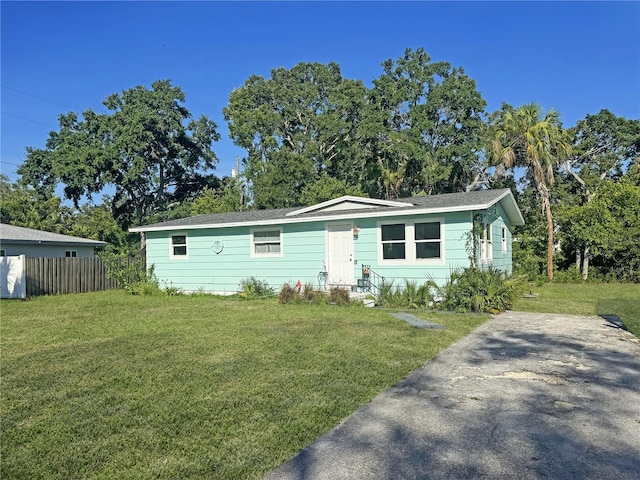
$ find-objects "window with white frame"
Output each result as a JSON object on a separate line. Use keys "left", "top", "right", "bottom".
{"left": 415, "top": 222, "right": 441, "bottom": 259}
{"left": 480, "top": 222, "right": 492, "bottom": 262}
{"left": 252, "top": 229, "right": 282, "bottom": 257}
{"left": 171, "top": 235, "right": 188, "bottom": 257}
{"left": 379, "top": 220, "right": 443, "bottom": 263}
{"left": 381, "top": 224, "right": 406, "bottom": 260}
{"left": 65, "top": 250, "right": 77, "bottom": 258}
{"left": 501, "top": 226, "right": 507, "bottom": 253}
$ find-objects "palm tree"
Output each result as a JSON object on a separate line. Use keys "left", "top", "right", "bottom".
{"left": 377, "top": 158, "right": 406, "bottom": 199}
{"left": 489, "top": 103, "right": 571, "bottom": 281}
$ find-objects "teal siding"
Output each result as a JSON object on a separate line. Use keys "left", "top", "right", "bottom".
{"left": 352, "top": 211, "right": 472, "bottom": 287}
{"left": 484, "top": 203, "right": 513, "bottom": 275}
{"left": 145, "top": 207, "right": 514, "bottom": 293}
{"left": 147, "top": 223, "right": 329, "bottom": 294}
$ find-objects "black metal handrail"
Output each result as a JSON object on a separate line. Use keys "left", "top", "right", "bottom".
{"left": 360, "top": 264, "right": 384, "bottom": 294}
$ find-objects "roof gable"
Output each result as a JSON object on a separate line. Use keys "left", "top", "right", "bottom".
{"left": 286, "top": 196, "right": 410, "bottom": 216}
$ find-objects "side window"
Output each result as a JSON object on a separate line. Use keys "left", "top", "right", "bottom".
{"left": 502, "top": 226, "right": 507, "bottom": 253}
{"left": 171, "top": 235, "right": 188, "bottom": 257}
{"left": 65, "top": 250, "right": 78, "bottom": 258}
{"left": 252, "top": 229, "right": 282, "bottom": 257}
{"left": 381, "top": 224, "right": 406, "bottom": 260}
{"left": 0, "top": 249, "right": 5, "bottom": 257}
{"left": 480, "top": 223, "right": 493, "bottom": 262}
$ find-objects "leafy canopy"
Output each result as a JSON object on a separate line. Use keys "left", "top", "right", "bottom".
{"left": 369, "top": 48, "right": 487, "bottom": 197}
{"left": 18, "top": 80, "right": 220, "bottom": 228}
{"left": 224, "top": 63, "right": 368, "bottom": 208}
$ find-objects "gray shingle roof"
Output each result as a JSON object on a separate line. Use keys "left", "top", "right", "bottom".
{"left": 131, "top": 189, "right": 524, "bottom": 232}
{"left": 0, "top": 224, "right": 107, "bottom": 246}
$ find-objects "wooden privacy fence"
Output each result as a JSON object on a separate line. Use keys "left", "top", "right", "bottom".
{"left": 25, "top": 257, "right": 140, "bottom": 297}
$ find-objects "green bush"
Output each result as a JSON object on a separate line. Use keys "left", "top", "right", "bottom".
{"left": 128, "top": 279, "right": 161, "bottom": 296}
{"left": 551, "top": 268, "right": 586, "bottom": 284}
{"left": 239, "top": 277, "right": 275, "bottom": 299}
{"left": 160, "top": 281, "right": 184, "bottom": 296}
{"left": 402, "top": 279, "right": 434, "bottom": 309}
{"left": 440, "top": 267, "right": 517, "bottom": 313}
{"left": 101, "top": 253, "right": 159, "bottom": 295}
{"left": 377, "top": 280, "right": 403, "bottom": 308}
{"left": 376, "top": 279, "right": 436, "bottom": 309}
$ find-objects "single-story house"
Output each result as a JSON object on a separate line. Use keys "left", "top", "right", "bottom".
{"left": 0, "top": 223, "right": 107, "bottom": 258}
{"left": 130, "top": 188, "right": 524, "bottom": 295}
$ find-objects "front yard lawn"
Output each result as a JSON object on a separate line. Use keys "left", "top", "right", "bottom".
{"left": 1, "top": 290, "right": 485, "bottom": 479}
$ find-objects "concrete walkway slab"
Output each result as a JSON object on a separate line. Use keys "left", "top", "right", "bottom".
{"left": 265, "top": 311, "right": 640, "bottom": 479}
{"left": 390, "top": 312, "right": 445, "bottom": 329}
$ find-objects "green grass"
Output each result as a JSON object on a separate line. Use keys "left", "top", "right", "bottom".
{"left": 512, "top": 282, "right": 640, "bottom": 337}
{"left": 1, "top": 290, "right": 486, "bottom": 480}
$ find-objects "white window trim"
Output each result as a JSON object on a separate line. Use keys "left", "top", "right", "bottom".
{"left": 65, "top": 250, "right": 78, "bottom": 258}
{"left": 170, "top": 233, "right": 189, "bottom": 259}
{"left": 377, "top": 218, "right": 445, "bottom": 266}
{"left": 480, "top": 222, "right": 493, "bottom": 263}
{"left": 251, "top": 227, "right": 283, "bottom": 258}
{"left": 501, "top": 226, "right": 508, "bottom": 253}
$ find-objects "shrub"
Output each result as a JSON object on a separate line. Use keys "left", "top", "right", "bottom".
{"left": 376, "top": 279, "right": 436, "bottom": 309}
{"left": 551, "top": 268, "right": 586, "bottom": 284}
{"left": 329, "top": 287, "right": 351, "bottom": 306}
{"left": 279, "top": 284, "right": 351, "bottom": 305}
{"left": 160, "top": 281, "right": 184, "bottom": 296}
{"left": 402, "top": 279, "right": 434, "bottom": 309}
{"left": 127, "top": 278, "right": 161, "bottom": 296}
{"left": 302, "top": 284, "right": 328, "bottom": 304}
{"left": 377, "top": 280, "right": 400, "bottom": 308}
{"left": 278, "top": 283, "right": 298, "bottom": 304}
{"left": 101, "top": 253, "right": 159, "bottom": 295}
{"left": 239, "top": 277, "right": 275, "bottom": 299}
{"left": 440, "top": 267, "right": 516, "bottom": 313}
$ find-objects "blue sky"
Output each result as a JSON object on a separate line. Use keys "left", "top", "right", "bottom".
{"left": 2, "top": 1, "right": 639, "bottom": 184}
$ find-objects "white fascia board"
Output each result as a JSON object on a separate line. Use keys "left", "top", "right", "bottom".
{"left": 286, "top": 195, "right": 409, "bottom": 216}
{"left": 493, "top": 189, "right": 525, "bottom": 226}
{"left": 130, "top": 203, "right": 500, "bottom": 233}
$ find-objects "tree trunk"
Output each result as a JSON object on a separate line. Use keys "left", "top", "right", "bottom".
{"left": 582, "top": 246, "right": 590, "bottom": 280}
{"left": 576, "top": 248, "right": 581, "bottom": 273}
{"left": 540, "top": 186, "right": 554, "bottom": 281}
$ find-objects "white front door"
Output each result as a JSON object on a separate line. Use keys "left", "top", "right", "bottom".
{"left": 327, "top": 223, "right": 354, "bottom": 287}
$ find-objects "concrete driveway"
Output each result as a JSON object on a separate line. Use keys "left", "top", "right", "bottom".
{"left": 265, "top": 311, "right": 640, "bottom": 479}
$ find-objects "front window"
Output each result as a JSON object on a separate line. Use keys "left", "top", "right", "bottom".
{"left": 171, "top": 235, "right": 187, "bottom": 257}
{"left": 252, "top": 229, "right": 282, "bottom": 257}
{"left": 415, "top": 222, "right": 441, "bottom": 259}
{"left": 379, "top": 220, "right": 444, "bottom": 264}
{"left": 65, "top": 250, "right": 77, "bottom": 258}
{"left": 381, "top": 224, "right": 405, "bottom": 260}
